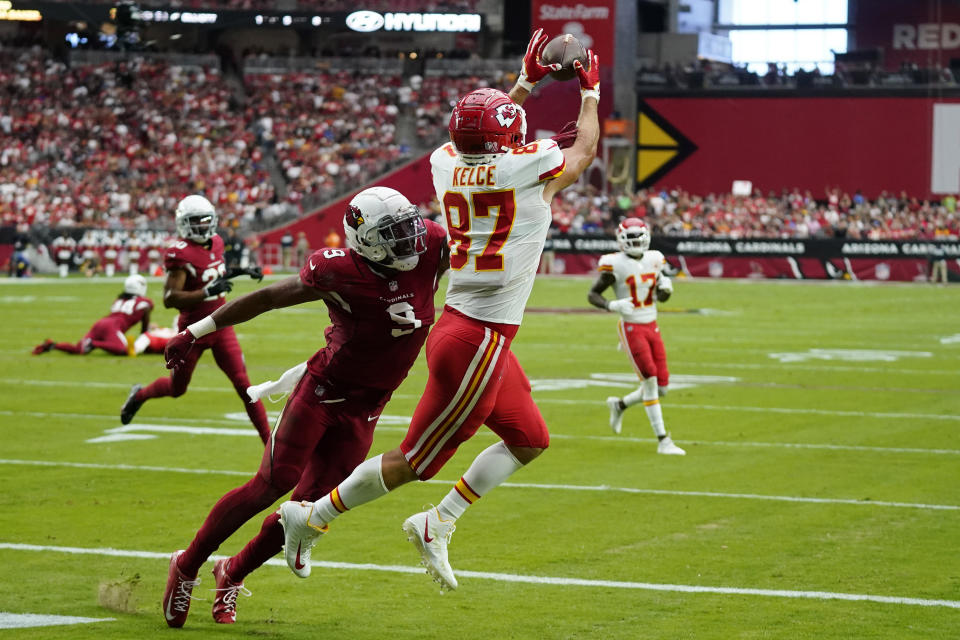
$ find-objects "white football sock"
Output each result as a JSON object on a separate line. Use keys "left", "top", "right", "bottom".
{"left": 622, "top": 387, "right": 644, "bottom": 408}
{"left": 437, "top": 441, "right": 523, "bottom": 521}
{"left": 309, "top": 454, "right": 387, "bottom": 527}
{"left": 133, "top": 333, "right": 151, "bottom": 355}
{"left": 641, "top": 377, "right": 667, "bottom": 438}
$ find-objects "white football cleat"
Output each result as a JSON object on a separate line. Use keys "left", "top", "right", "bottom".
{"left": 606, "top": 397, "right": 624, "bottom": 434}
{"left": 657, "top": 436, "right": 686, "bottom": 456}
{"left": 402, "top": 506, "right": 458, "bottom": 591}
{"left": 278, "top": 501, "right": 327, "bottom": 578}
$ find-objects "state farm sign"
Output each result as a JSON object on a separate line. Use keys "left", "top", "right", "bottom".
{"left": 537, "top": 4, "right": 610, "bottom": 21}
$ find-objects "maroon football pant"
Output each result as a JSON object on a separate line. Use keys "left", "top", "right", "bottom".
{"left": 54, "top": 318, "right": 128, "bottom": 355}
{"left": 135, "top": 326, "right": 270, "bottom": 441}
{"left": 177, "top": 372, "right": 390, "bottom": 580}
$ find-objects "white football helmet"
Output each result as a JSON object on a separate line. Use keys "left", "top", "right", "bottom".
{"left": 123, "top": 274, "right": 147, "bottom": 297}
{"left": 343, "top": 187, "right": 427, "bottom": 272}
{"left": 616, "top": 218, "right": 651, "bottom": 257}
{"left": 175, "top": 195, "right": 218, "bottom": 243}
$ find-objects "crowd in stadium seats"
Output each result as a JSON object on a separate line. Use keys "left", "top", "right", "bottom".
{"left": 72, "top": 0, "right": 479, "bottom": 11}
{"left": 0, "top": 47, "right": 274, "bottom": 230}
{"left": 245, "top": 71, "right": 407, "bottom": 211}
{"left": 551, "top": 186, "right": 960, "bottom": 240}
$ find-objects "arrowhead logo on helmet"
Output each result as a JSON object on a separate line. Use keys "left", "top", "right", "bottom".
{"left": 449, "top": 88, "right": 527, "bottom": 159}
{"left": 494, "top": 103, "right": 518, "bottom": 128}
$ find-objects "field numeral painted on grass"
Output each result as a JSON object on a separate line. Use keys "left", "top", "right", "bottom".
{"left": 768, "top": 349, "right": 933, "bottom": 363}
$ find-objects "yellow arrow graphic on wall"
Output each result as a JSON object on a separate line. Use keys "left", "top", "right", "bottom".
{"left": 636, "top": 102, "right": 697, "bottom": 187}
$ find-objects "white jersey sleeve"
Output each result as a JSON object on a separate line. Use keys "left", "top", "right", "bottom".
{"left": 599, "top": 250, "right": 667, "bottom": 324}
{"left": 432, "top": 140, "right": 566, "bottom": 324}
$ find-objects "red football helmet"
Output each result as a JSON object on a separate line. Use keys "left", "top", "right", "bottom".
{"left": 616, "top": 218, "right": 651, "bottom": 257}
{"left": 449, "top": 88, "right": 526, "bottom": 158}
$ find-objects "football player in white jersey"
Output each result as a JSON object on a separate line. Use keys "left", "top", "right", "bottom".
{"left": 278, "top": 28, "right": 600, "bottom": 591}
{"left": 588, "top": 218, "right": 685, "bottom": 455}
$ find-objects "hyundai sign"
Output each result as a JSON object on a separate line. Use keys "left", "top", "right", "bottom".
{"left": 345, "top": 10, "right": 481, "bottom": 33}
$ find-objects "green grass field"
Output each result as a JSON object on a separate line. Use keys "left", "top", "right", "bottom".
{"left": 1, "top": 274, "right": 958, "bottom": 639}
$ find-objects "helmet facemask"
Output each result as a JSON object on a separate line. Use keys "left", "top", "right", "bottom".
{"left": 345, "top": 202, "right": 427, "bottom": 272}
{"left": 617, "top": 224, "right": 651, "bottom": 258}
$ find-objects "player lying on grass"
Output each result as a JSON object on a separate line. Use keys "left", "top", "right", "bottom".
{"left": 32, "top": 274, "right": 153, "bottom": 356}
{"left": 119, "top": 194, "right": 271, "bottom": 442}
{"left": 159, "top": 187, "right": 449, "bottom": 627}
{"left": 276, "top": 28, "right": 600, "bottom": 592}
{"left": 588, "top": 218, "right": 685, "bottom": 455}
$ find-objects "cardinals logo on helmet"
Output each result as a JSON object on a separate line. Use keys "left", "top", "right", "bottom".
{"left": 494, "top": 103, "right": 519, "bottom": 128}
{"left": 346, "top": 205, "right": 365, "bottom": 229}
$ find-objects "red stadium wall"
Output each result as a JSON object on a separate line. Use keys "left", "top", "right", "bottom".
{"left": 642, "top": 96, "right": 960, "bottom": 200}
{"left": 257, "top": 155, "right": 437, "bottom": 248}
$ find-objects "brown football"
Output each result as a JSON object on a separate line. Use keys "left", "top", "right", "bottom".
{"left": 541, "top": 33, "right": 588, "bottom": 82}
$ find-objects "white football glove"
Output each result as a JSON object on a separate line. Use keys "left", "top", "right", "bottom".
{"left": 657, "top": 275, "right": 673, "bottom": 295}
{"left": 606, "top": 298, "right": 635, "bottom": 314}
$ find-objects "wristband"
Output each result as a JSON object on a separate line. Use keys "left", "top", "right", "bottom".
{"left": 187, "top": 316, "right": 217, "bottom": 338}
{"left": 581, "top": 89, "right": 600, "bottom": 103}
{"left": 516, "top": 74, "right": 536, "bottom": 92}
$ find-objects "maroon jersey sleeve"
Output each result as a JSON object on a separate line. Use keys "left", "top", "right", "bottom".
{"left": 300, "top": 248, "right": 354, "bottom": 291}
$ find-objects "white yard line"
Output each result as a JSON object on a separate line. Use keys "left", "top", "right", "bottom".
{"left": 0, "top": 458, "right": 955, "bottom": 511}
{"left": 2, "top": 409, "right": 958, "bottom": 454}
{"left": 0, "top": 542, "right": 956, "bottom": 609}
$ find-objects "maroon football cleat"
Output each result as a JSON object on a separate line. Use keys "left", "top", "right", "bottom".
{"left": 31, "top": 339, "right": 54, "bottom": 355}
{"left": 162, "top": 550, "right": 200, "bottom": 628}
{"left": 211, "top": 558, "right": 250, "bottom": 624}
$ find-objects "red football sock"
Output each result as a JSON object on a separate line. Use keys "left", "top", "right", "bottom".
{"left": 227, "top": 512, "right": 284, "bottom": 583}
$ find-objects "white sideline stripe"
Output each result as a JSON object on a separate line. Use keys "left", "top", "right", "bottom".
{"left": 1, "top": 459, "right": 955, "bottom": 511}
{"left": 0, "top": 543, "right": 957, "bottom": 610}
{"left": 3, "top": 409, "right": 959, "bottom": 455}
{"left": 8, "top": 379, "right": 958, "bottom": 422}
{"left": 671, "top": 361, "right": 960, "bottom": 376}
{"left": 0, "top": 379, "right": 235, "bottom": 393}
{"left": 0, "top": 612, "right": 115, "bottom": 629}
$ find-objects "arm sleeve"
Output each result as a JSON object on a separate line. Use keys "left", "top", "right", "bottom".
{"left": 536, "top": 140, "right": 566, "bottom": 182}
{"left": 597, "top": 254, "right": 615, "bottom": 274}
{"left": 299, "top": 250, "right": 340, "bottom": 291}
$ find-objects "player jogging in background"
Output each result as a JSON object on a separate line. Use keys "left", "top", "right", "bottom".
{"left": 33, "top": 274, "right": 153, "bottom": 356}
{"left": 588, "top": 218, "right": 685, "bottom": 455}
{"left": 119, "top": 194, "right": 270, "bottom": 441}
{"left": 158, "top": 187, "right": 449, "bottom": 627}
{"left": 277, "top": 28, "right": 600, "bottom": 592}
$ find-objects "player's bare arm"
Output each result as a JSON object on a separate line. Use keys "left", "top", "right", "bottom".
{"left": 165, "top": 276, "right": 323, "bottom": 369}
{"left": 162, "top": 268, "right": 206, "bottom": 310}
{"left": 209, "top": 276, "right": 324, "bottom": 328}
{"left": 587, "top": 272, "right": 617, "bottom": 310}
{"left": 163, "top": 265, "right": 234, "bottom": 310}
{"left": 543, "top": 50, "right": 600, "bottom": 202}
{"left": 139, "top": 307, "right": 151, "bottom": 335}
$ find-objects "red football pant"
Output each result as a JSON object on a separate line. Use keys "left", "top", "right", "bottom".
{"left": 53, "top": 318, "right": 128, "bottom": 355}
{"left": 401, "top": 310, "right": 549, "bottom": 481}
{"left": 136, "top": 326, "right": 270, "bottom": 442}
{"left": 618, "top": 320, "right": 669, "bottom": 385}
{"left": 178, "top": 372, "right": 390, "bottom": 580}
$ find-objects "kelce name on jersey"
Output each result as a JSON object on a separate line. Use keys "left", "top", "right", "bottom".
{"left": 452, "top": 165, "right": 496, "bottom": 187}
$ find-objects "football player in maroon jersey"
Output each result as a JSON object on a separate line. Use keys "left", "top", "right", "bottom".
{"left": 32, "top": 274, "right": 153, "bottom": 356}
{"left": 119, "top": 195, "right": 269, "bottom": 441}
{"left": 159, "top": 187, "right": 449, "bottom": 627}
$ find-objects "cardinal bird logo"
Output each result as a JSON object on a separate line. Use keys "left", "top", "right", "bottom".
{"left": 346, "top": 205, "right": 365, "bottom": 228}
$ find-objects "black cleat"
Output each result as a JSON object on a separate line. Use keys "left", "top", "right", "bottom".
{"left": 120, "top": 384, "right": 144, "bottom": 425}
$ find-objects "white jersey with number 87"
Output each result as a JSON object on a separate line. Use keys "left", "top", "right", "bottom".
{"left": 431, "top": 140, "right": 566, "bottom": 325}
